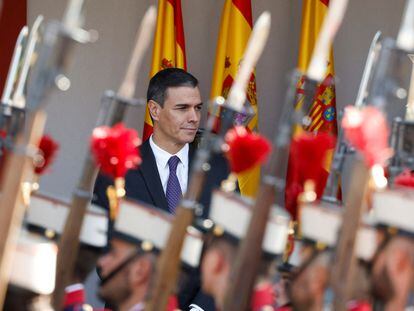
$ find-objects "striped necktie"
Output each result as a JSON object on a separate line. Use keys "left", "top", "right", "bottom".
{"left": 166, "top": 156, "right": 182, "bottom": 213}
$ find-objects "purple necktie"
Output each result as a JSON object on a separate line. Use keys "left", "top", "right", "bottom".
{"left": 166, "top": 156, "right": 182, "bottom": 213}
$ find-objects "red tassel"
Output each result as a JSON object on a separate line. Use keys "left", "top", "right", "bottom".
{"left": 34, "top": 135, "right": 59, "bottom": 175}
{"left": 285, "top": 132, "right": 336, "bottom": 219}
{"left": 225, "top": 126, "right": 271, "bottom": 174}
{"left": 342, "top": 106, "right": 392, "bottom": 167}
{"left": 394, "top": 169, "right": 414, "bottom": 188}
{"left": 291, "top": 132, "right": 335, "bottom": 185}
{"left": 285, "top": 181, "right": 303, "bottom": 220}
{"left": 91, "top": 123, "right": 141, "bottom": 179}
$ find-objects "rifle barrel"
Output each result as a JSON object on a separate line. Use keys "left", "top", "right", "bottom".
{"left": 1, "top": 27, "right": 28, "bottom": 106}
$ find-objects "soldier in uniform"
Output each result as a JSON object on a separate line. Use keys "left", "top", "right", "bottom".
{"left": 4, "top": 229, "right": 57, "bottom": 311}
{"left": 370, "top": 188, "right": 414, "bottom": 310}
{"left": 97, "top": 199, "right": 203, "bottom": 311}
{"left": 196, "top": 191, "right": 290, "bottom": 310}
{"left": 372, "top": 235, "right": 414, "bottom": 309}
{"left": 24, "top": 193, "right": 108, "bottom": 310}
{"left": 289, "top": 204, "right": 376, "bottom": 311}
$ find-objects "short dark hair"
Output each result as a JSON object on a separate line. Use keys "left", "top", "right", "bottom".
{"left": 147, "top": 68, "right": 198, "bottom": 107}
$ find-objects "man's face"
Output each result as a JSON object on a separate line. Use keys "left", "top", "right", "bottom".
{"left": 201, "top": 243, "right": 232, "bottom": 297}
{"left": 97, "top": 239, "right": 135, "bottom": 305}
{"left": 151, "top": 86, "right": 202, "bottom": 147}
{"left": 371, "top": 237, "right": 414, "bottom": 303}
{"left": 289, "top": 252, "right": 329, "bottom": 310}
{"left": 289, "top": 268, "right": 316, "bottom": 309}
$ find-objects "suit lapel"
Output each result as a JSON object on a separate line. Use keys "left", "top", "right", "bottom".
{"left": 139, "top": 140, "right": 169, "bottom": 211}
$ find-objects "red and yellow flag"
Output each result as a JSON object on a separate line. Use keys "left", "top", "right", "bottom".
{"left": 285, "top": 0, "right": 338, "bottom": 219}
{"left": 211, "top": 0, "right": 260, "bottom": 198}
{"left": 143, "top": 0, "right": 186, "bottom": 141}
{"left": 296, "top": 0, "right": 337, "bottom": 135}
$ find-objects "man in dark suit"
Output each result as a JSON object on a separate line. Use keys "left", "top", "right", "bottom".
{"left": 93, "top": 68, "right": 230, "bottom": 218}
{"left": 93, "top": 68, "right": 232, "bottom": 310}
{"left": 93, "top": 138, "right": 230, "bottom": 219}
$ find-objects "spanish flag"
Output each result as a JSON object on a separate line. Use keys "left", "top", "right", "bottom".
{"left": 297, "top": 0, "right": 337, "bottom": 135}
{"left": 143, "top": 0, "right": 187, "bottom": 141}
{"left": 285, "top": 0, "right": 338, "bottom": 219}
{"left": 211, "top": 0, "right": 260, "bottom": 198}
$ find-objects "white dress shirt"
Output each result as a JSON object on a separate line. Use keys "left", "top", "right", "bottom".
{"left": 129, "top": 302, "right": 145, "bottom": 311}
{"left": 64, "top": 283, "right": 84, "bottom": 293}
{"left": 149, "top": 135, "right": 189, "bottom": 194}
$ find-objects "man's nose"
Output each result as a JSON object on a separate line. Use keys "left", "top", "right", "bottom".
{"left": 97, "top": 254, "right": 110, "bottom": 275}
{"left": 188, "top": 108, "right": 199, "bottom": 123}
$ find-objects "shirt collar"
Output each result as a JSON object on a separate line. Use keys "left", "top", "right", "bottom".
{"left": 129, "top": 302, "right": 145, "bottom": 311}
{"left": 64, "top": 283, "right": 84, "bottom": 293}
{"left": 149, "top": 135, "right": 189, "bottom": 168}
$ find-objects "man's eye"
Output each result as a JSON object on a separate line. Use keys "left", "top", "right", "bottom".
{"left": 195, "top": 105, "right": 202, "bottom": 111}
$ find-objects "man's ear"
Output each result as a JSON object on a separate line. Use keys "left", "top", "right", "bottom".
{"left": 148, "top": 100, "right": 162, "bottom": 122}
{"left": 203, "top": 248, "right": 225, "bottom": 277}
{"left": 310, "top": 264, "right": 329, "bottom": 294}
{"left": 212, "top": 249, "right": 227, "bottom": 274}
{"left": 390, "top": 247, "right": 411, "bottom": 274}
{"left": 386, "top": 238, "right": 414, "bottom": 275}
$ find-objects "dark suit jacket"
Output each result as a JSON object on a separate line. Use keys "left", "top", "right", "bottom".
{"left": 93, "top": 138, "right": 231, "bottom": 218}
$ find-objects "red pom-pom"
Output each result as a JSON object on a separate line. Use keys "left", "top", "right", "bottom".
{"left": 342, "top": 106, "right": 392, "bottom": 167}
{"left": 225, "top": 126, "right": 271, "bottom": 174}
{"left": 285, "top": 132, "right": 336, "bottom": 219}
{"left": 394, "top": 169, "right": 414, "bottom": 188}
{"left": 91, "top": 123, "right": 142, "bottom": 179}
{"left": 35, "top": 135, "right": 59, "bottom": 175}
